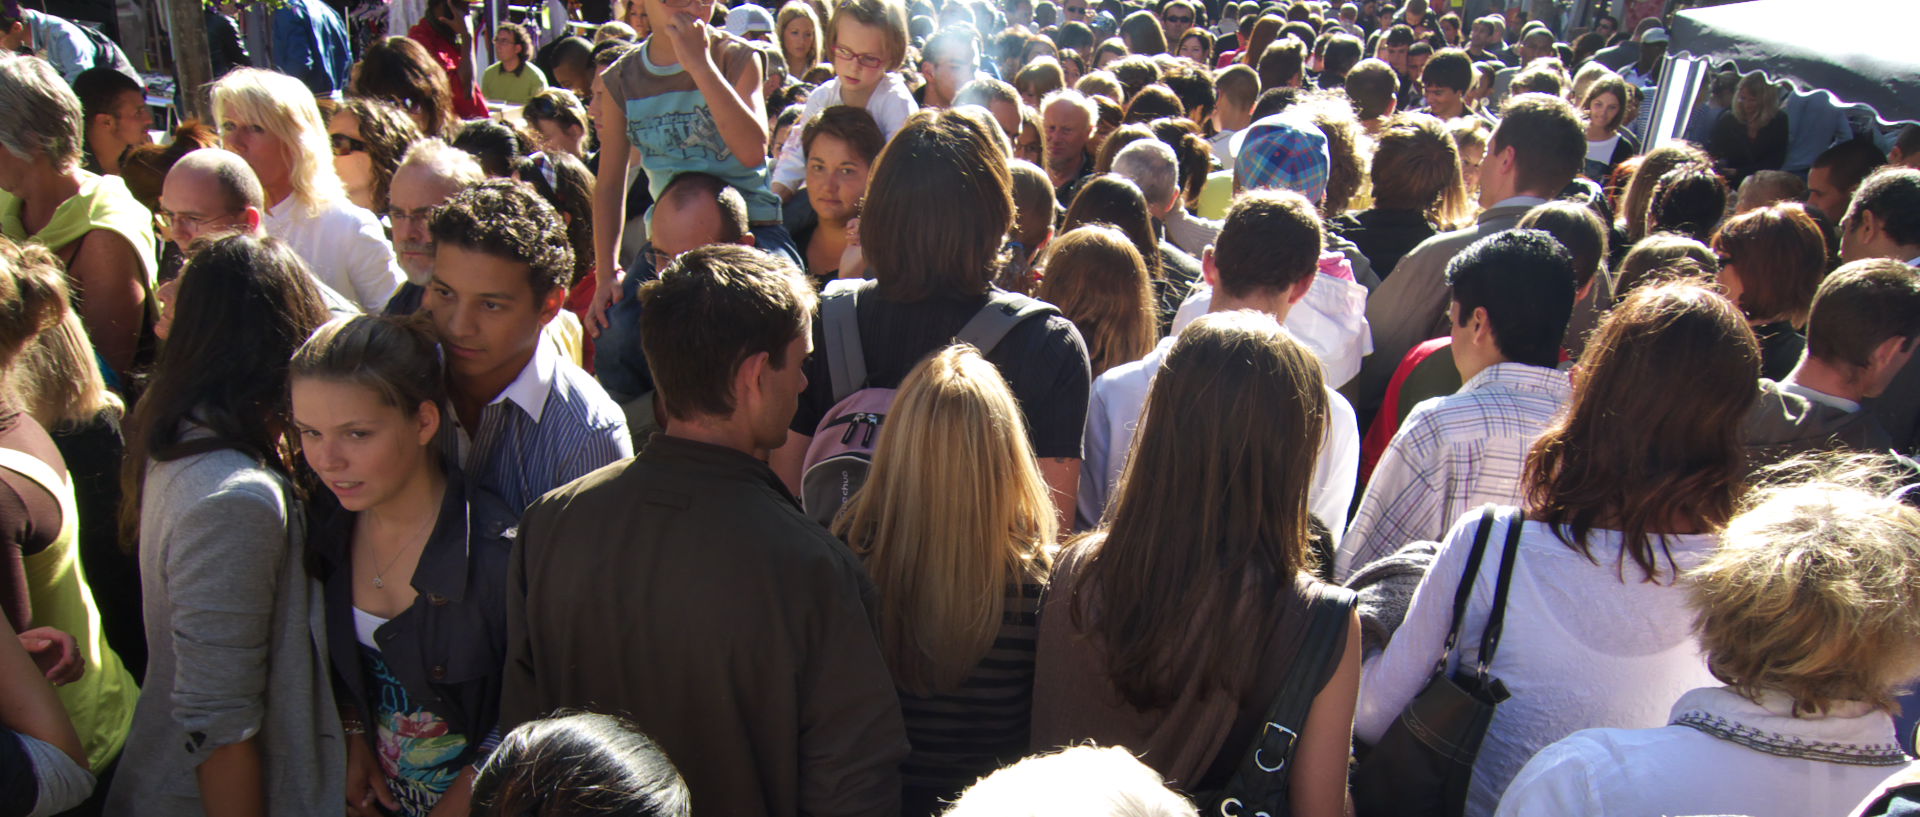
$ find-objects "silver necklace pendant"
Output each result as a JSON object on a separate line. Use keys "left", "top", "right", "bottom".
{"left": 372, "top": 576, "right": 385, "bottom": 588}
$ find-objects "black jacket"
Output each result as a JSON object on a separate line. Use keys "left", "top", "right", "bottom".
{"left": 1331, "top": 207, "right": 1437, "bottom": 281}
{"left": 312, "top": 467, "right": 517, "bottom": 761}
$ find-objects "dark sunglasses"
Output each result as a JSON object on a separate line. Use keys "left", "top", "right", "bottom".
{"left": 1164, "top": 13, "right": 1192, "bottom": 22}
{"left": 330, "top": 133, "right": 369, "bottom": 156}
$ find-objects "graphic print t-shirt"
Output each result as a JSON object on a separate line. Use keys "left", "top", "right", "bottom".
{"left": 355, "top": 607, "right": 469, "bottom": 816}
{"left": 601, "top": 34, "right": 782, "bottom": 223}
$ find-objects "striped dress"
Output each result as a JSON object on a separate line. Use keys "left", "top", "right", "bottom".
{"left": 899, "top": 581, "right": 1045, "bottom": 817}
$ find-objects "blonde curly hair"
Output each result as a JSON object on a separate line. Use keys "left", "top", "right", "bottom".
{"left": 1688, "top": 453, "right": 1920, "bottom": 715}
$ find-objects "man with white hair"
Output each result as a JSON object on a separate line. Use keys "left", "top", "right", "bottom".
{"left": 1111, "top": 138, "right": 1219, "bottom": 257}
{"left": 381, "top": 138, "right": 486, "bottom": 315}
{"left": 1040, "top": 89, "right": 1098, "bottom": 200}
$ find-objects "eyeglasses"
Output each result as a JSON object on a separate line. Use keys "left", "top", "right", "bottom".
{"left": 386, "top": 205, "right": 438, "bottom": 225}
{"left": 833, "top": 45, "right": 886, "bottom": 70}
{"left": 330, "top": 133, "right": 369, "bottom": 156}
{"left": 155, "top": 208, "right": 232, "bottom": 233}
{"left": 641, "top": 243, "right": 679, "bottom": 273}
{"left": 1163, "top": 14, "right": 1192, "bottom": 23}
{"left": 1064, "top": 4, "right": 1088, "bottom": 14}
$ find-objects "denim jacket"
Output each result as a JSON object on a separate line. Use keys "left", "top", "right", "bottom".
{"left": 311, "top": 467, "right": 517, "bottom": 763}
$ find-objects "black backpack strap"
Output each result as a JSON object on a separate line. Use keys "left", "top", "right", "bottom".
{"left": 820, "top": 282, "right": 870, "bottom": 406}
{"left": 1430, "top": 506, "right": 1499, "bottom": 680}
{"left": 954, "top": 290, "right": 1056, "bottom": 356}
{"left": 1472, "top": 510, "right": 1526, "bottom": 683}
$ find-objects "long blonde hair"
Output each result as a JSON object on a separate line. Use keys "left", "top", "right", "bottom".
{"left": 15, "top": 309, "right": 122, "bottom": 431}
{"left": 1035, "top": 225, "right": 1155, "bottom": 374}
{"left": 832, "top": 345, "right": 1057, "bottom": 695}
{"left": 211, "top": 68, "right": 345, "bottom": 214}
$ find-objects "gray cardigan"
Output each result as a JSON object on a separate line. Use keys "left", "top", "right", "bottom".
{"left": 106, "top": 447, "right": 344, "bottom": 815}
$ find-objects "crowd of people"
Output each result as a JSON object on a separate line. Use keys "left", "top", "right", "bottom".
{"left": 2, "top": 0, "right": 1920, "bottom": 814}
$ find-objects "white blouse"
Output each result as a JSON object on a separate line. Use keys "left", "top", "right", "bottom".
{"left": 263, "top": 196, "right": 405, "bottom": 311}
{"left": 1356, "top": 510, "right": 1721, "bottom": 817}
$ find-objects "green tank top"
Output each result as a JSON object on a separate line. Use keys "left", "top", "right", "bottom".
{"left": 3, "top": 446, "right": 138, "bottom": 771}
{"left": 0, "top": 173, "right": 158, "bottom": 288}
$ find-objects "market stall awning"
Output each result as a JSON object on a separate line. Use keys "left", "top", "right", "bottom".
{"left": 1667, "top": 0, "right": 1920, "bottom": 126}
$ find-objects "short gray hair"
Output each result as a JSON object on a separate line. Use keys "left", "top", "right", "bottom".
{"left": 0, "top": 56, "right": 84, "bottom": 168}
{"left": 396, "top": 138, "right": 486, "bottom": 189}
{"left": 1112, "top": 139, "right": 1180, "bottom": 211}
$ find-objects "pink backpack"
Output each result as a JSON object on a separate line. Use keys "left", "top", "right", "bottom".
{"left": 800, "top": 282, "right": 1056, "bottom": 525}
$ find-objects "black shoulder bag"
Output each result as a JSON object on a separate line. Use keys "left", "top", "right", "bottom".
{"left": 1199, "top": 585, "right": 1357, "bottom": 817}
{"left": 1352, "top": 506, "right": 1525, "bottom": 817}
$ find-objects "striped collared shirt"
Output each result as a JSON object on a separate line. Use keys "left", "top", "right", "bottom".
{"left": 1337, "top": 362, "right": 1571, "bottom": 580}
{"left": 451, "top": 341, "right": 632, "bottom": 512}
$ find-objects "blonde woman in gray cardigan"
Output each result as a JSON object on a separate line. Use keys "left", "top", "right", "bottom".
{"left": 106, "top": 235, "right": 340, "bottom": 817}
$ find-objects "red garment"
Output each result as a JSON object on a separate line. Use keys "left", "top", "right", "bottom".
{"left": 1360, "top": 336, "right": 1452, "bottom": 482}
{"left": 565, "top": 273, "right": 598, "bottom": 373}
{"left": 408, "top": 20, "right": 490, "bottom": 120}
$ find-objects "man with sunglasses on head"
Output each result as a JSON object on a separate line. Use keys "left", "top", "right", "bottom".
{"left": 380, "top": 138, "right": 487, "bottom": 315}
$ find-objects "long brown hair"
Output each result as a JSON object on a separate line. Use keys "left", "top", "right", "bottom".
{"left": 1035, "top": 225, "right": 1156, "bottom": 375}
{"left": 861, "top": 108, "right": 1012, "bottom": 302}
{"left": 834, "top": 346, "right": 1056, "bottom": 695}
{"left": 1239, "top": 15, "right": 1284, "bottom": 67}
{"left": 1525, "top": 281, "right": 1758, "bottom": 581}
{"left": 1061, "top": 174, "right": 1163, "bottom": 282}
{"left": 1069, "top": 311, "right": 1327, "bottom": 710}
{"left": 350, "top": 37, "right": 459, "bottom": 138}
{"left": 121, "top": 235, "right": 332, "bottom": 546}
{"left": 334, "top": 98, "right": 424, "bottom": 214}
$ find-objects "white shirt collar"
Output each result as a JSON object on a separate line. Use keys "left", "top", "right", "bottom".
{"left": 1781, "top": 379, "right": 1861, "bottom": 413}
{"left": 490, "top": 339, "right": 557, "bottom": 424}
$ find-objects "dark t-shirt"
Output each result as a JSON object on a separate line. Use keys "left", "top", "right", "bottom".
{"left": 790, "top": 287, "right": 1093, "bottom": 460}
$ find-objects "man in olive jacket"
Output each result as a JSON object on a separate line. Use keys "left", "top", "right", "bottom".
{"left": 501, "top": 245, "right": 909, "bottom": 817}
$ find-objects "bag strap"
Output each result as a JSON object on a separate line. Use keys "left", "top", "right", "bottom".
{"left": 1471, "top": 510, "right": 1526, "bottom": 682}
{"left": 1215, "top": 587, "right": 1356, "bottom": 810}
{"left": 820, "top": 283, "right": 869, "bottom": 406}
{"left": 954, "top": 290, "right": 1055, "bottom": 356}
{"left": 1429, "top": 506, "right": 1498, "bottom": 679}
{"left": 1257, "top": 588, "right": 1356, "bottom": 755}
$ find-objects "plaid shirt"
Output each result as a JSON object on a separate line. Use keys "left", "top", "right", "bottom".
{"left": 1336, "top": 362, "right": 1570, "bottom": 580}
